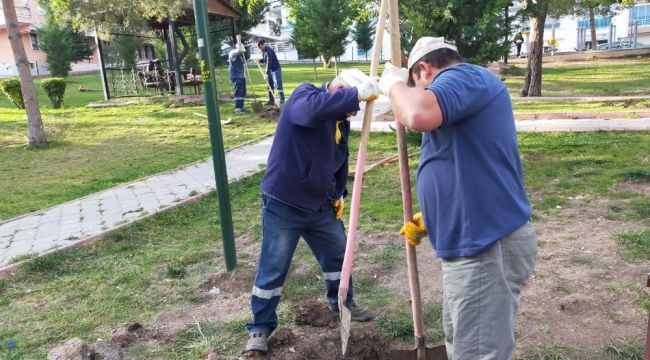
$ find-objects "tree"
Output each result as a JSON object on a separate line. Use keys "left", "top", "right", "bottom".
{"left": 48, "top": 0, "right": 187, "bottom": 32}
{"left": 353, "top": 17, "right": 375, "bottom": 60}
{"left": 287, "top": 0, "right": 354, "bottom": 67}
{"left": 398, "top": 0, "right": 512, "bottom": 65}
{"left": 519, "top": 0, "right": 575, "bottom": 96}
{"left": 574, "top": 0, "right": 634, "bottom": 51}
{"left": 114, "top": 35, "right": 144, "bottom": 70}
{"left": 1, "top": 0, "right": 47, "bottom": 144}
{"left": 38, "top": 12, "right": 75, "bottom": 77}
{"left": 69, "top": 30, "right": 94, "bottom": 62}
{"left": 231, "top": 0, "right": 269, "bottom": 45}
{"left": 291, "top": 19, "right": 320, "bottom": 79}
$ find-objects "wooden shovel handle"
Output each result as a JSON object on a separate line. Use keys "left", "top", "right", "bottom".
{"left": 387, "top": 0, "right": 427, "bottom": 356}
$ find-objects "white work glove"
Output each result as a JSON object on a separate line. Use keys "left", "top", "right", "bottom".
{"left": 263, "top": 73, "right": 268, "bottom": 81}
{"left": 339, "top": 69, "right": 381, "bottom": 102}
{"left": 379, "top": 62, "right": 409, "bottom": 95}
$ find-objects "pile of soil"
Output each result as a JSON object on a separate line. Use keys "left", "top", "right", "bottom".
{"left": 259, "top": 107, "right": 281, "bottom": 120}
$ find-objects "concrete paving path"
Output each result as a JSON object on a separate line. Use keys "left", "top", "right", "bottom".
{"left": 0, "top": 137, "right": 273, "bottom": 272}
{"left": 2, "top": 99, "right": 650, "bottom": 272}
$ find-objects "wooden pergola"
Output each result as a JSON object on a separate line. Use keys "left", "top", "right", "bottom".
{"left": 96, "top": 0, "right": 241, "bottom": 100}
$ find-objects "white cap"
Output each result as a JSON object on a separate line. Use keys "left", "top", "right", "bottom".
{"left": 407, "top": 37, "right": 458, "bottom": 70}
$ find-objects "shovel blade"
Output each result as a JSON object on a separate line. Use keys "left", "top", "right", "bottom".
{"left": 390, "top": 344, "right": 447, "bottom": 360}
{"left": 339, "top": 302, "right": 352, "bottom": 356}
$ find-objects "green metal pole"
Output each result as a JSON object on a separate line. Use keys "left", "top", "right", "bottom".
{"left": 192, "top": 0, "right": 237, "bottom": 270}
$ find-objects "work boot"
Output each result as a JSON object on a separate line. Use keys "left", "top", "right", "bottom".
{"left": 332, "top": 303, "right": 374, "bottom": 322}
{"left": 245, "top": 332, "right": 268, "bottom": 352}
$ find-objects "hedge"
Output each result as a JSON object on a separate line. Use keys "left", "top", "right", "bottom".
{"left": 0, "top": 77, "right": 24, "bottom": 109}
{"left": 41, "top": 78, "right": 66, "bottom": 109}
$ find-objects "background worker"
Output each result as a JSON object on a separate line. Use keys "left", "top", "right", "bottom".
{"left": 256, "top": 40, "right": 285, "bottom": 105}
{"left": 513, "top": 31, "right": 524, "bottom": 58}
{"left": 245, "top": 70, "right": 380, "bottom": 353}
{"left": 228, "top": 35, "right": 246, "bottom": 114}
{"left": 379, "top": 37, "right": 538, "bottom": 359}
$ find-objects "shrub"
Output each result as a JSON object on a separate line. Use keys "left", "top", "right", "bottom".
{"left": 41, "top": 78, "right": 66, "bottom": 109}
{"left": 0, "top": 77, "right": 24, "bottom": 109}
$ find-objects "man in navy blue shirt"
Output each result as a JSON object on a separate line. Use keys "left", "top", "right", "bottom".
{"left": 256, "top": 40, "right": 285, "bottom": 105}
{"left": 228, "top": 35, "right": 246, "bottom": 114}
{"left": 245, "top": 70, "right": 380, "bottom": 353}
{"left": 379, "top": 37, "right": 538, "bottom": 359}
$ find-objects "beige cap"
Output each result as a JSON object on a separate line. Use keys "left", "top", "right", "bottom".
{"left": 407, "top": 37, "right": 458, "bottom": 70}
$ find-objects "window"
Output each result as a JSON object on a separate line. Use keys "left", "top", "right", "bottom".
{"left": 357, "top": 46, "right": 372, "bottom": 57}
{"left": 578, "top": 17, "right": 612, "bottom": 29}
{"left": 276, "top": 41, "right": 294, "bottom": 53}
{"left": 632, "top": 4, "right": 650, "bottom": 26}
{"left": 30, "top": 32, "right": 39, "bottom": 51}
{"left": 544, "top": 21, "right": 561, "bottom": 30}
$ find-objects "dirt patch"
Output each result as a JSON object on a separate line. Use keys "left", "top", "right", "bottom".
{"left": 199, "top": 268, "right": 256, "bottom": 293}
{"left": 379, "top": 194, "right": 649, "bottom": 356}
{"left": 259, "top": 107, "right": 281, "bottom": 120}
{"left": 612, "top": 181, "right": 650, "bottom": 197}
{"left": 233, "top": 322, "right": 391, "bottom": 360}
{"left": 108, "top": 192, "right": 648, "bottom": 359}
{"left": 293, "top": 300, "right": 337, "bottom": 327}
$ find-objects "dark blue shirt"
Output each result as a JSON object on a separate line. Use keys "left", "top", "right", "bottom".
{"left": 228, "top": 46, "right": 245, "bottom": 79}
{"left": 261, "top": 83, "right": 360, "bottom": 211}
{"left": 417, "top": 63, "right": 532, "bottom": 259}
{"left": 260, "top": 45, "right": 281, "bottom": 73}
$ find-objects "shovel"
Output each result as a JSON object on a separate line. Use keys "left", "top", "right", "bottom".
{"left": 387, "top": 0, "right": 446, "bottom": 359}
{"left": 241, "top": 51, "right": 263, "bottom": 113}
{"left": 338, "top": 0, "right": 389, "bottom": 356}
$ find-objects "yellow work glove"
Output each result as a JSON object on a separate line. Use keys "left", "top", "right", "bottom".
{"left": 400, "top": 212, "right": 427, "bottom": 246}
{"left": 332, "top": 198, "right": 344, "bottom": 220}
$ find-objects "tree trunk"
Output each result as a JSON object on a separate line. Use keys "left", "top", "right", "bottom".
{"left": 589, "top": 7, "right": 597, "bottom": 50}
{"left": 312, "top": 58, "right": 317, "bottom": 80}
{"left": 521, "top": 9, "right": 547, "bottom": 97}
{"left": 1, "top": 0, "right": 46, "bottom": 144}
{"left": 322, "top": 55, "right": 331, "bottom": 68}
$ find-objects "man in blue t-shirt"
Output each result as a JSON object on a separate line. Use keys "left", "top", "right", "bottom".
{"left": 379, "top": 37, "right": 538, "bottom": 359}
{"left": 245, "top": 70, "right": 380, "bottom": 354}
{"left": 228, "top": 35, "right": 246, "bottom": 114}
{"left": 256, "top": 40, "right": 285, "bottom": 105}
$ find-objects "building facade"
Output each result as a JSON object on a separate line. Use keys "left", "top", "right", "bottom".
{"left": 513, "top": 1, "right": 650, "bottom": 56}
{"left": 245, "top": 4, "right": 393, "bottom": 63}
{"left": 0, "top": 0, "right": 99, "bottom": 78}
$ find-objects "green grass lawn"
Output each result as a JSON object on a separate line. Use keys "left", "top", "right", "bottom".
{"left": 0, "top": 104, "right": 276, "bottom": 221}
{"left": 2, "top": 58, "right": 649, "bottom": 109}
{"left": 1, "top": 59, "right": 649, "bottom": 221}
{"left": 0, "top": 131, "right": 648, "bottom": 359}
{"left": 504, "top": 59, "right": 650, "bottom": 97}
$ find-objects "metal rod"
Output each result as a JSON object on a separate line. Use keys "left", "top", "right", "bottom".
{"left": 193, "top": 0, "right": 237, "bottom": 271}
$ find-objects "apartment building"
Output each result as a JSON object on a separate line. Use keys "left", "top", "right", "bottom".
{"left": 0, "top": 0, "right": 99, "bottom": 77}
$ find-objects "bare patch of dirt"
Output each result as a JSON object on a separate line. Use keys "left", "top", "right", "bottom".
{"left": 293, "top": 300, "right": 337, "bottom": 327}
{"left": 199, "top": 269, "right": 256, "bottom": 293}
{"left": 259, "top": 107, "right": 280, "bottom": 120}
{"left": 515, "top": 196, "right": 648, "bottom": 356}
{"left": 612, "top": 181, "right": 650, "bottom": 197}
{"left": 379, "top": 194, "right": 649, "bottom": 356}
{"left": 110, "top": 192, "right": 648, "bottom": 359}
{"left": 231, "top": 322, "right": 391, "bottom": 360}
